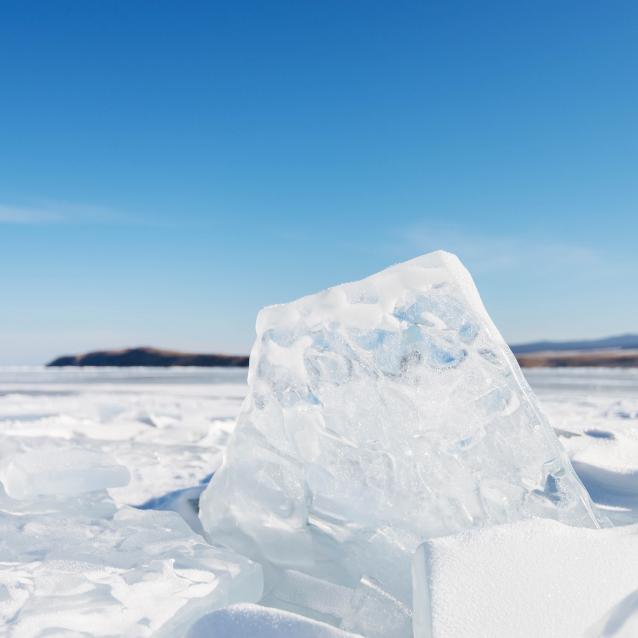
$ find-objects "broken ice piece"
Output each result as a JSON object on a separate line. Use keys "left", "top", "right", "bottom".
{"left": 200, "top": 250, "right": 599, "bottom": 636}
{"left": 0, "top": 448, "right": 130, "bottom": 499}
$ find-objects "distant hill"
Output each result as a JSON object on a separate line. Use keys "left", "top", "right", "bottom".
{"left": 510, "top": 334, "right": 638, "bottom": 354}
{"left": 48, "top": 336, "right": 638, "bottom": 369}
{"left": 515, "top": 350, "right": 638, "bottom": 368}
{"left": 47, "top": 347, "right": 249, "bottom": 368}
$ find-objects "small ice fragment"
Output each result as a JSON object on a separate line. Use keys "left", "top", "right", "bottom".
{"left": 0, "top": 448, "right": 130, "bottom": 499}
{"left": 340, "top": 576, "right": 412, "bottom": 638}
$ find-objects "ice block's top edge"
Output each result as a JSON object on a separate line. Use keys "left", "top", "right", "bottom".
{"left": 254, "top": 250, "right": 493, "bottom": 336}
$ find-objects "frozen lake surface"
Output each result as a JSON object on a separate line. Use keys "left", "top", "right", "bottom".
{"left": 2, "top": 366, "right": 636, "bottom": 519}
{"left": 0, "top": 366, "right": 247, "bottom": 508}
{"left": 525, "top": 368, "right": 638, "bottom": 525}
{"left": 1, "top": 366, "right": 638, "bottom": 635}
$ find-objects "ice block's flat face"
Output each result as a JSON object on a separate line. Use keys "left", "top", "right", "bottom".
{"left": 200, "top": 251, "right": 598, "bottom": 635}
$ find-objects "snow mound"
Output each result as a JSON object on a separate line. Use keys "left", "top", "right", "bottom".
{"left": 186, "top": 603, "right": 362, "bottom": 638}
{"left": 0, "top": 448, "right": 263, "bottom": 637}
{"left": 413, "top": 518, "right": 638, "bottom": 638}
{"left": 587, "top": 590, "right": 638, "bottom": 638}
{"left": 200, "top": 251, "right": 598, "bottom": 636}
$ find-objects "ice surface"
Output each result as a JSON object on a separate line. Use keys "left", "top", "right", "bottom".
{"left": 0, "top": 451, "right": 262, "bottom": 636}
{"left": 528, "top": 367, "right": 638, "bottom": 525}
{"left": 186, "top": 603, "right": 363, "bottom": 638}
{"left": 412, "top": 518, "right": 638, "bottom": 638}
{"left": 0, "top": 366, "right": 245, "bottom": 506}
{"left": 0, "top": 448, "right": 130, "bottom": 499}
{"left": 200, "top": 251, "right": 598, "bottom": 635}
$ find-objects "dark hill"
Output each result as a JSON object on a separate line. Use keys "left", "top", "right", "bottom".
{"left": 48, "top": 336, "right": 638, "bottom": 369}
{"left": 47, "top": 347, "right": 249, "bottom": 368}
{"left": 510, "top": 334, "right": 638, "bottom": 354}
{"left": 515, "top": 350, "right": 638, "bottom": 368}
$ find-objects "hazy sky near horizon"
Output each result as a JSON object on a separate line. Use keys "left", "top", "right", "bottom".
{"left": 1, "top": 1, "right": 637, "bottom": 364}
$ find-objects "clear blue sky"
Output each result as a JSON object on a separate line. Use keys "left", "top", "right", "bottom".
{"left": 1, "top": 1, "right": 637, "bottom": 364}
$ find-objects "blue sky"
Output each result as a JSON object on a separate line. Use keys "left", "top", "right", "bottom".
{"left": 1, "top": 1, "right": 637, "bottom": 364}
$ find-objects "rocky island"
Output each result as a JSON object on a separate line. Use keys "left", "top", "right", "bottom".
{"left": 47, "top": 347, "right": 249, "bottom": 368}
{"left": 48, "top": 335, "right": 638, "bottom": 368}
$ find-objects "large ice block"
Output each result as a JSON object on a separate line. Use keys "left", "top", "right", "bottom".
{"left": 412, "top": 519, "right": 638, "bottom": 638}
{"left": 200, "top": 250, "right": 598, "bottom": 635}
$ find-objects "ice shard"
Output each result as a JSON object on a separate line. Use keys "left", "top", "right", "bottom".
{"left": 0, "top": 449, "right": 263, "bottom": 636}
{"left": 200, "top": 250, "right": 598, "bottom": 636}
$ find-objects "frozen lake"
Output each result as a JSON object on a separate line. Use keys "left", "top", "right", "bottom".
{"left": 0, "top": 366, "right": 247, "bottom": 507}
{"left": 1, "top": 366, "right": 636, "bottom": 520}
{"left": 1, "top": 366, "right": 638, "bottom": 635}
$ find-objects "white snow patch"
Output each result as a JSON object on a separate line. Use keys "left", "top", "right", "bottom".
{"left": 186, "top": 603, "right": 363, "bottom": 638}
{"left": 413, "top": 518, "right": 638, "bottom": 638}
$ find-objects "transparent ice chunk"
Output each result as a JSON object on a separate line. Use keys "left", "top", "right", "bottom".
{"left": 0, "top": 447, "right": 130, "bottom": 499}
{"left": 200, "top": 250, "right": 599, "bottom": 634}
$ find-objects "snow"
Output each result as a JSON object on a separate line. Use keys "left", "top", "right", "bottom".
{"left": 186, "top": 603, "right": 362, "bottom": 637}
{"left": 528, "top": 367, "right": 638, "bottom": 525}
{"left": 413, "top": 518, "right": 638, "bottom": 638}
{"left": 0, "top": 366, "right": 245, "bottom": 505}
{"left": 586, "top": 589, "right": 638, "bottom": 637}
{"left": 199, "top": 251, "right": 597, "bottom": 636}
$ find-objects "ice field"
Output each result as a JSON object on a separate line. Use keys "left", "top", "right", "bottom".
{"left": 1, "top": 365, "right": 638, "bottom": 636}
{"left": 2, "top": 254, "right": 638, "bottom": 637}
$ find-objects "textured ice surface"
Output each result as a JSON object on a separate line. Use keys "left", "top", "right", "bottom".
{"left": 200, "top": 251, "right": 598, "bottom": 635}
{"left": 413, "top": 519, "right": 638, "bottom": 638}
{"left": 0, "top": 447, "right": 129, "bottom": 499}
{"left": 0, "top": 449, "right": 262, "bottom": 637}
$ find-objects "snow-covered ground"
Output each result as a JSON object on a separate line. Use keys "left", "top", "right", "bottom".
{"left": 2, "top": 366, "right": 632, "bottom": 530}
{"left": 526, "top": 367, "right": 638, "bottom": 526}
{"left": 1, "top": 366, "right": 637, "bottom": 636}
{"left": 0, "top": 366, "right": 245, "bottom": 508}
